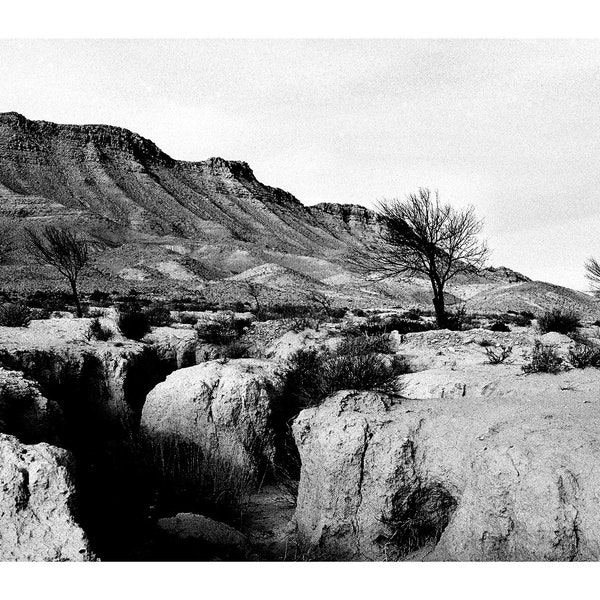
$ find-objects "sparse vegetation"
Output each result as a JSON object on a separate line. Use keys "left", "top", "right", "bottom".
{"left": 195, "top": 313, "right": 240, "bottom": 345}
{"left": 280, "top": 339, "right": 409, "bottom": 413}
{"left": 27, "top": 225, "right": 90, "bottom": 317}
{"left": 522, "top": 341, "right": 563, "bottom": 374}
{"left": 537, "top": 309, "right": 580, "bottom": 335}
{"left": 85, "top": 317, "right": 114, "bottom": 342}
{"left": 144, "top": 302, "right": 173, "bottom": 327}
{"left": 484, "top": 344, "right": 513, "bottom": 364}
{"left": 568, "top": 342, "right": 600, "bottom": 369}
{"left": 0, "top": 302, "right": 31, "bottom": 327}
{"left": 220, "top": 339, "right": 251, "bottom": 359}
{"left": 118, "top": 306, "right": 151, "bottom": 340}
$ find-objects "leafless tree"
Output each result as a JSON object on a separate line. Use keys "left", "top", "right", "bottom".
{"left": 307, "top": 290, "right": 332, "bottom": 317}
{"left": 585, "top": 257, "right": 600, "bottom": 295}
{"left": 27, "top": 225, "right": 89, "bottom": 317}
{"left": 349, "top": 188, "right": 489, "bottom": 328}
{"left": 246, "top": 282, "right": 263, "bottom": 316}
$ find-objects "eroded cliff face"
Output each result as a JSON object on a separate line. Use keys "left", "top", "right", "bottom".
{"left": 293, "top": 390, "right": 600, "bottom": 561}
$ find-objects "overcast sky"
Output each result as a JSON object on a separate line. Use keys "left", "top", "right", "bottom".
{"left": 1, "top": 39, "right": 599, "bottom": 290}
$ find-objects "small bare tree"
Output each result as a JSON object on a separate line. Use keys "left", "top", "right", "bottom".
{"left": 246, "top": 282, "right": 263, "bottom": 317}
{"left": 350, "top": 188, "right": 489, "bottom": 328}
{"left": 27, "top": 225, "right": 89, "bottom": 317}
{"left": 585, "top": 257, "right": 600, "bottom": 295}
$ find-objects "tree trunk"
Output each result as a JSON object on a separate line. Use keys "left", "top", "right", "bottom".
{"left": 70, "top": 278, "right": 83, "bottom": 318}
{"left": 432, "top": 289, "right": 447, "bottom": 329}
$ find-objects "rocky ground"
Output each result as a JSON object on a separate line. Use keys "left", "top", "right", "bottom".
{"left": 2, "top": 309, "right": 600, "bottom": 561}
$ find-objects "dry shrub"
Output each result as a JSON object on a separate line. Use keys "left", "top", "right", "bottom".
{"left": 85, "top": 317, "right": 114, "bottom": 341}
{"left": 0, "top": 302, "right": 31, "bottom": 327}
{"left": 522, "top": 341, "right": 563, "bottom": 374}
{"left": 538, "top": 309, "right": 580, "bottom": 335}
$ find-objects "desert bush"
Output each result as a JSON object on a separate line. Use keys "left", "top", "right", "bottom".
{"left": 538, "top": 309, "right": 580, "bottom": 335}
{"left": 478, "top": 338, "right": 494, "bottom": 347}
{"left": 522, "top": 341, "right": 563, "bottom": 374}
{"left": 337, "top": 333, "right": 392, "bottom": 355}
{"left": 195, "top": 313, "right": 239, "bottom": 345}
{"left": 281, "top": 344, "right": 409, "bottom": 412}
{"left": 144, "top": 302, "right": 173, "bottom": 327}
{"left": 88, "top": 289, "right": 112, "bottom": 306}
{"left": 357, "top": 315, "right": 433, "bottom": 336}
{"left": 220, "top": 340, "right": 251, "bottom": 359}
{"left": 0, "top": 302, "right": 31, "bottom": 327}
{"left": 176, "top": 312, "right": 199, "bottom": 326}
{"left": 118, "top": 305, "right": 151, "bottom": 340}
{"left": 85, "top": 317, "right": 114, "bottom": 342}
{"left": 484, "top": 344, "right": 513, "bottom": 364}
{"left": 446, "top": 306, "right": 479, "bottom": 331}
{"left": 488, "top": 321, "right": 510, "bottom": 332}
{"left": 568, "top": 342, "right": 600, "bottom": 369}
{"left": 26, "top": 290, "right": 74, "bottom": 312}
{"left": 289, "top": 317, "right": 318, "bottom": 332}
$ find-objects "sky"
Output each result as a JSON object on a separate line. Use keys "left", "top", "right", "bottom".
{"left": 0, "top": 38, "right": 599, "bottom": 290}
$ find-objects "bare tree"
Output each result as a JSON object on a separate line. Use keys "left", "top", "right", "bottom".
{"left": 27, "top": 225, "right": 89, "bottom": 317}
{"left": 307, "top": 290, "right": 332, "bottom": 317}
{"left": 585, "top": 257, "right": 600, "bottom": 295}
{"left": 350, "top": 188, "right": 489, "bottom": 328}
{"left": 246, "top": 282, "right": 263, "bottom": 316}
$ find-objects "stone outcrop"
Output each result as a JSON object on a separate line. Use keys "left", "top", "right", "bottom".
{"left": 141, "top": 359, "right": 284, "bottom": 482}
{"left": 293, "top": 389, "right": 600, "bottom": 561}
{"left": 0, "top": 319, "right": 206, "bottom": 441}
{"left": 0, "top": 433, "right": 94, "bottom": 561}
{"left": 0, "top": 367, "right": 63, "bottom": 445}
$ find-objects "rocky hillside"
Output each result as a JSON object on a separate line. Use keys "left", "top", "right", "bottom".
{"left": 0, "top": 112, "right": 380, "bottom": 253}
{"left": 0, "top": 112, "right": 596, "bottom": 317}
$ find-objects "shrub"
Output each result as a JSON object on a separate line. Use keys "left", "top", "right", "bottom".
{"left": 118, "top": 306, "right": 151, "bottom": 340}
{"left": 88, "top": 289, "right": 112, "bottom": 306}
{"left": 357, "top": 315, "right": 433, "bottom": 336}
{"left": 446, "top": 306, "right": 477, "bottom": 331}
{"left": 488, "top": 321, "right": 510, "bottom": 332}
{"left": 220, "top": 340, "right": 251, "bottom": 359}
{"left": 0, "top": 303, "right": 31, "bottom": 327}
{"left": 176, "top": 312, "right": 199, "bottom": 325}
{"left": 538, "top": 309, "right": 580, "bottom": 335}
{"left": 337, "top": 333, "right": 392, "bottom": 355}
{"left": 568, "top": 342, "right": 600, "bottom": 369}
{"left": 195, "top": 313, "right": 239, "bottom": 345}
{"left": 484, "top": 345, "right": 513, "bottom": 364}
{"left": 522, "top": 341, "right": 563, "bottom": 374}
{"left": 85, "top": 317, "right": 114, "bottom": 342}
{"left": 144, "top": 302, "right": 173, "bottom": 327}
{"left": 281, "top": 344, "right": 409, "bottom": 412}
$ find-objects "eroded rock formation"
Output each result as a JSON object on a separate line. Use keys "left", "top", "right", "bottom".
{"left": 0, "top": 433, "right": 94, "bottom": 561}
{"left": 293, "top": 390, "right": 600, "bottom": 561}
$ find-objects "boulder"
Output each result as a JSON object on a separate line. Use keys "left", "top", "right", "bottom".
{"left": 141, "top": 358, "right": 284, "bottom": 483}
{"left": 0, "top": 367, "right": 63, "bottom": 444}
{"left": 0, "top": 433, "right": 94, "bottom": 561}
{"left": 293, "top": 389, "right": 600, "bottom": 561}
{"left": 156, "top": 513, "right": 250, "bottom": 560}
